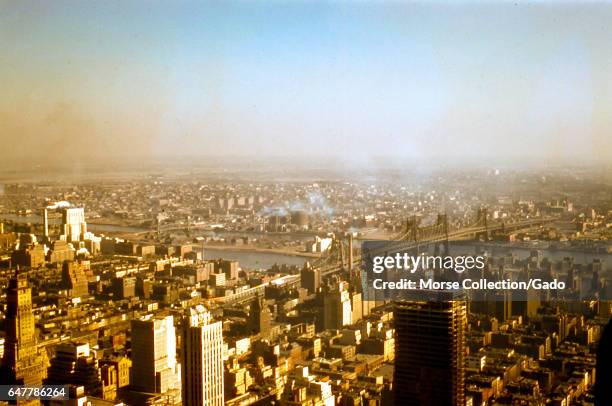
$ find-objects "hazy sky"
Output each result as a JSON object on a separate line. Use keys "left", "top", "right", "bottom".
{"left": 1, "top": 1, "right": 611, "bottom": 168}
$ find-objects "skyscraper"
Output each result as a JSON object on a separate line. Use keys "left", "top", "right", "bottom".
{"left": 131, "top": 314, "right": 181, "bottom": 397}
{"left": 394, "top": 299, "right": 467, "bottom": 406}
{"left": 1, "top": 270, "right": 44, "bottom": 389}
{"left": 181, "top": 305, "right": 224, "bottom": 406}
{"left": 61, "top": 207, "right": 88, "bottom": 243}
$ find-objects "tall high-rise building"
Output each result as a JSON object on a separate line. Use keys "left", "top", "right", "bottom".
{"left": 247, "top": 295, "right": 271, "bottom": 339}
{"left": 394, "top": 299, "right": 467, "bottom": 406}
{"left": 131, "top": 314, "right": 181, "bottom": 397}
{"left": 323, "top": 282, "right": 352, "bottom": 330}
{"left": 181, "top": 305, "right": 224, "bottom": 406}
{"left": 61, "top": 207, "right": 88, "bottom": 243}
{"left": 42, "top": 208, "right": 49, "bottom": 239}
{"left": 300, "top": 263, "right": 321, "bottom": 295}
{"left": 1, "top": 270, "right": 44, "bottom": 389}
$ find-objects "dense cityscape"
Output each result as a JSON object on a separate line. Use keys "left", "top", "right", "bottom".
{"left": 0, "top": 166, "right": 610, "bottom": 405}
{"left": 2, "top": 1, "right": 612, "bottom": 405}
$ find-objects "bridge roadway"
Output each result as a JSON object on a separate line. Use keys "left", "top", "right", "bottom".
{"left": 211, "top": 274, "right": 301, "bottom": 306}
{"left": 319, "top": 216, "right": 557, "bottom": 276}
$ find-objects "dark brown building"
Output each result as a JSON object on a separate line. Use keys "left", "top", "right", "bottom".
{"left": 394, "top": 299, "right": 467, "bottom": 406}
{"left": 11, "top": 244, "right": 45, "bottom": 268}
{"left": 300, "top": 264, "right": 321, "bottom": 295}
{"left": 112, "top": 276, "right": 136, "bottom": 299}
{"left": 62, "top": 260, "right": 89, "bottom": 298}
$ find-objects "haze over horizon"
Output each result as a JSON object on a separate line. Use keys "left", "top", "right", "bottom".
{"left": 2, "top": 1, "right": 612, "bottom": 169}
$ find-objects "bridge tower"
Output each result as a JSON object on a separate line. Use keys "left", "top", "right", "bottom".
{"left": 339, "top": 236, "right": 345, "bottom": 270}
{"left": 476, "top": 208, "right": 489, "bottom": 241}
{"left": 437, "top": 213, "right": 450, "bottom": 255}
{"left": 345, "top": 232, "right": 361, "bottom": 293}
{"left": 405, "top": 216, "right": 419, "bottom": 242}
{"left": 156, "top": 213, "right": 163, "bottom": 240}
{"left": 347, "top": 233, "right": 354, "bottom": 273}
{"left": 327, "top": 235, "right": 346, "bottom": 270}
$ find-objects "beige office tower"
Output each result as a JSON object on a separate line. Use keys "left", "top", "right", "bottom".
{"left": 181, "top": 305, "right": 224, "bottom": 406}
{"left": 61, "top": 207, "right": 88, "bottom": 242}
{"left": 131, "top": 314, "right": 181, "bottom": 401}
{"left": 323, "top": 282, "right": 352, "bottom": 330}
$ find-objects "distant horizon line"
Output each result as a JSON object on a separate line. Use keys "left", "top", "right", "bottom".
{"left": 0, "top": 155, "right": 610, "bottom": 177}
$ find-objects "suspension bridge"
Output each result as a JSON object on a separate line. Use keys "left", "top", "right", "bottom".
{"left": 314, "top": 208, "right": 556, "bottom": 277}
{"left": 214, "top": 208, "right": 556, "bottom": 306}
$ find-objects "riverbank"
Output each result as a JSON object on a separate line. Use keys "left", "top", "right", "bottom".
{"left": 88, "top": 218, "right": 149, "bottom": 228}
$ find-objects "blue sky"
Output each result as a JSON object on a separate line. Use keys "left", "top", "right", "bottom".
{"left": 1, "top": 1, "right": 611, "bottom": 166}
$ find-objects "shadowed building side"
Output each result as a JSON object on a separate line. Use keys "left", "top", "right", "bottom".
{"left": 393, "top": 299, "right": 467, "bottom": 406}
{"left": 595, "top": 317, "right": 612, "bottom": 406}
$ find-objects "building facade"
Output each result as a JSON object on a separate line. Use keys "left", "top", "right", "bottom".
{"left": 1, "top": 270, "right": 44, "bottom": 404}
{"left": 131, "top": 314, "right": 181, "bottom": 397}
{"left": 181, "top": 305, "right": 224, "bottom": 406}
{"left": 394, "top": 299, "right": 467, "bottom": 406}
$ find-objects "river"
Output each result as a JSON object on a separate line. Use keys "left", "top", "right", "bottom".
{"left": 202, "top": 247, "right": 308, "bottom": 269}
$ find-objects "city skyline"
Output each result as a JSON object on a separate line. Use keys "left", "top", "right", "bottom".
{"left": 0, "top": 2, "right": 610, "bottom": 404}
{"left": 0, "top": 169, "right": 609, "bottom": 404}
{"left": 2, "top": 1, "right": 612, "bottom": 168}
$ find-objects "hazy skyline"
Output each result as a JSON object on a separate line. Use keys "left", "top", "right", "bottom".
{"left": 1, "top": 1, "right": 612, "bottom": 168}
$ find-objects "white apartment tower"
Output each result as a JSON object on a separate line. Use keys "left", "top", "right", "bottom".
{"left": 61, "top": 207, "right": 88, "bottom": 242}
